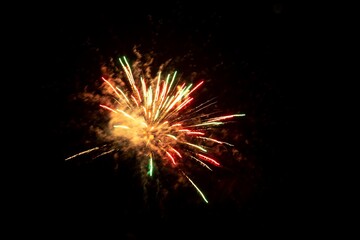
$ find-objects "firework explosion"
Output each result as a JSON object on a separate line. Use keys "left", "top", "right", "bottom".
{"left": 65, "top": 56, "right": 245, "bottom": 203}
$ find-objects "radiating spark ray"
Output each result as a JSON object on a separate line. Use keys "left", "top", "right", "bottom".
{"left": 181, "top": 171, "right": 208, "bottom": 203}
{"left": 148, "top": 154, "right": 153, "bottom": 177}
{"left": 93, "top": 149, "right": 116, "bottom": 159}
{"left": 183, "top": 142, "right": 207, "bottom": 152}
{"left": 186, "top": 80, "right": 203, "bottom": 97}
{"left": 166, "top": 151, "right": 176, "bottom": 165}
{"left": 198, "top": 153, "right": 220, "bottom": 166}
{"left": 65, "top": 147, "right": 100, "bottom": 161}
{"left": 100, "top": 104, "right": 117, "bottom": 113}
{"left": 113, "top": 125, "right": 130, "bottom": 129}
{"left": 170, "top": 147, "right": 182, "bottom": 158}
{"left": 190, "top": 156, "right": 213, "bottom": 171}
{"left": 197, "top": 136, "right": 234, "bottom": 146}
{"left": 190, "top": 122, "right": 223, "bottom": 127}
{"left": 166, "top": 134, "right": 177, "bottom": 140}
{"left": 115, "top": 86, "right": 133, "bottom": 108}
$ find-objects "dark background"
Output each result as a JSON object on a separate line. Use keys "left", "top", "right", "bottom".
{"left": 22, "top": 1, "right": 323, "bottom": 238}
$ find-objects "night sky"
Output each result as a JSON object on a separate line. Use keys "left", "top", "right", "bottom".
{"left": 27, "top": 1, "right": 319, "bottom": 238}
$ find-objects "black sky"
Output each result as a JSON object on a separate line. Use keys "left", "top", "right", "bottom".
{"left": 24, "top": 1, "right": 320, "bottom": 238}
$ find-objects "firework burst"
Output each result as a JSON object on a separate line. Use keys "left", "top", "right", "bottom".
{"left": 65, "top": 56, "right": 245, "bottom": 203}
